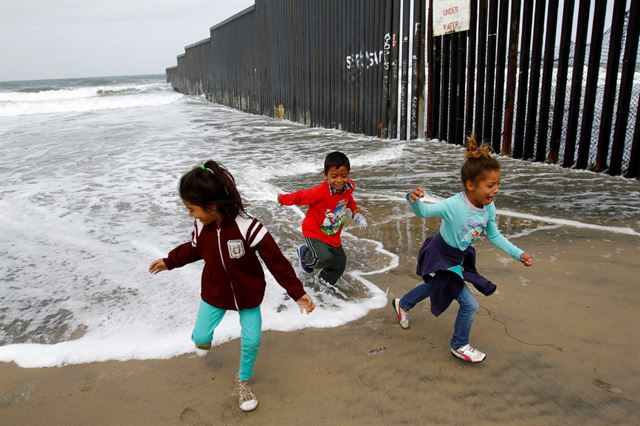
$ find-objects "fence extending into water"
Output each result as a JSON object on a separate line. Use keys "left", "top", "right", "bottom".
{"left": 428, "top": 0, "right": 639, "bottom": 178}
{"left": 167, "top": 0, "right": 639, "bottom": 178}
{"left": 167, "top": 0, "right": 425, "bottom": 140}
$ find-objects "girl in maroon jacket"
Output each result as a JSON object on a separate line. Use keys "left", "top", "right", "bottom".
{"left": 149, "top": 160, "right": 315, "bottom": 412}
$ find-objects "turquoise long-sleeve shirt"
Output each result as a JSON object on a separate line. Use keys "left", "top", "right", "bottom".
{"left": 407, "top": 192, "right": 523, "bottom": 261}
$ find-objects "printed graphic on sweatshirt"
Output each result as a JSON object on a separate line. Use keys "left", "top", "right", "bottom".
{"left": 227, "top": 239, "right": 245, "bottom": 259}
{"left": 459, "top": 216, "right": 488, "bottom": 246}
{"left": 321, "top": 200, "right": 348, "bottom": 235}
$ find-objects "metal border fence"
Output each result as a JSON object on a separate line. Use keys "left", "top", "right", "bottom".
{"left": 167, "top": 0, "right": 639, "bottom": 178}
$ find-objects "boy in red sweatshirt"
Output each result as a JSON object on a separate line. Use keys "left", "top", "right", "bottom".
{"left": 278, "top": 151, "right": 367, "bottom": 286}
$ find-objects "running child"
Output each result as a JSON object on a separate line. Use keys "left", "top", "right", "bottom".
{"left": 149, "top": 160, "right": 315, "bottom": 412}
{"left": 392, "top": 136, "right": 533, "bottom": 363}
{"left": 277, "top": 151, "right": 367, "bottom": 286}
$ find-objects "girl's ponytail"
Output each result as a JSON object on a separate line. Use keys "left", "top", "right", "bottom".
{"left": 464, "top": 135, "right": 493, "bottom": 161}
{"left": 461, "top": 135, "right": 500, "bottom": 185}
{"left": 179, "top": 160, "right": 245, "bottom": 218}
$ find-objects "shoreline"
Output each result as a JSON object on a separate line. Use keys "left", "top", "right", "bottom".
{"left": 2, "top": 226, "right": 639, "bottom": 425}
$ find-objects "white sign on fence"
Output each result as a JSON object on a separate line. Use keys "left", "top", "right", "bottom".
{"left": 432, "top": 0, "right": 470, "bottom": 36}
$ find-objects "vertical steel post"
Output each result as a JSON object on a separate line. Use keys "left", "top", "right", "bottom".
{"left": 483, "top": 0, "right": 498, "bottom": 144}
{"left": 409, "top": 0, "right": 422, "bottom": 140}
{"left": 548, "top": 0, "right": 576, "bottom": 165}
{"left": 455, "top": 31, "right": 467, "bottom": 145}
{"left": 523, "top": 0, "right": 546, "bottom": 160}
{"left": 440, "top": 35, "right": 450, "bottom": 141}
{"left": 594, "top": 0, "right": 627, "bottom": 172}
{"left": 406, "top": 0, "right": 415, "bottom": 139}
{"left": 397, "top": 0, "right": 405, "bottom": 139}
{"left": 576, "top": 0, "right": 608, "bottom": 170}
{"left": 563, "top": 0, "right": 590, "bottom": 167}
{"left": 426, "top": 0, "right": 436, "bottom": 138}
{"left": 464, "top": 0, "right": 477, "bottom": 139}
{"left": 535, "top": 0, "right": 559, "bottom": 162}
{"left": 448, "top": 34, "right": 459, "bottom": 145}
{"left": 382, "top": 0, "right": 393, "bottom": 138}
{"left": 513, "top": 0, "right": 534, "bottom": 159}
{"left": 626, "top": 103, "right": 640, "bottom": 179}
{"left": 474, "top": 0, "right": 488, "bottom": 139}
{"left": 491, "top": 0, "right": 509, "bottom": 153}
{"left": 433, "top": 35, "right": 441, "bottom": 138}
{"left": 610, "top": 0, "right": 639, "bottom": 176}
{"left": 389, "top": 0, "right": 401, "bottom": 138}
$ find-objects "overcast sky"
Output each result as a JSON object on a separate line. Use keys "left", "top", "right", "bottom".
{"left": 0, "top": 0, "right": 254, "bottom": 82}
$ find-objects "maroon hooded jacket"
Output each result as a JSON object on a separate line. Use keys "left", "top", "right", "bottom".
{"left": 163, "top": 214, "right": 306, "bottom": 310}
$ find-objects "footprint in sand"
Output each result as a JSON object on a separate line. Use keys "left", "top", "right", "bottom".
{"left": 179, "top": 407, "right": 211, "bottom": 426}
{"left": 80, "top": 373, "right": 98, "bottom": 392}
{"left": 592, "top": 379, "right": 624, "bottom": 395}
{"left": 367, "top": 346, "right": 386, "bottom": 355}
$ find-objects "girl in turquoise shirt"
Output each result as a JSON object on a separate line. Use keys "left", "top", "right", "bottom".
{"left": 392, "top": 136, "right": 533, "bottom": 363}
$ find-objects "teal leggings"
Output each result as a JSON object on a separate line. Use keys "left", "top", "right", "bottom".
{"left": 192, "top": 300, "right": 262, "bottom": 381}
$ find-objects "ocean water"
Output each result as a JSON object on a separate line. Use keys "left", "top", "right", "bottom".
{"left": 1, "top": 75, "right": 638, "bottom": 368}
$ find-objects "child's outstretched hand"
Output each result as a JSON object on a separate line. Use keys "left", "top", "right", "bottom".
{"left": 352, "top": 211, "right": 368, "bottom": 227}
{"left": 520, "top": 253, "right": 533, "bottom": 267}
{"left": 408, "top": 186, "right": 425, "bottom": 203}
{"left": 148, "top": 259, "right": 167, "bottom": 274}
{"left": 296, "top": 294, "right": 315, "bottom": 314}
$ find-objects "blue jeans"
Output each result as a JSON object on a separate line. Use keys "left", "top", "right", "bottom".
{"left": 399, "top": 282, "right": 479, "bottom": 349}
{"left": 191, "top": 300, "right": 262, "bottom": 381}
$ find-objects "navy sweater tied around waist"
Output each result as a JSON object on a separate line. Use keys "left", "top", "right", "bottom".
{"left": 416, "top": 232, "right": 497, "bottom": 316}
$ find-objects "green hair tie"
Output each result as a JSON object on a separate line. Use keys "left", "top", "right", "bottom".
{"left": 199, "top": 163, "right": 216, "bottom": 176}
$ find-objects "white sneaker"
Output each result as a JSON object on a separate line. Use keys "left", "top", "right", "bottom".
{"left": 235, "top": 377, "right": 258, "bottom": 412}
{"left": 194, "top": 343, "right": 211, "bottom": 357}
{"left": 450, "top": 344, "right": 486, "bottom": 363}
{"left": 392, "top": 298, "right": 410, "bottom": 329}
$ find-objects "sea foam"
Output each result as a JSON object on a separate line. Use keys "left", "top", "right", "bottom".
{"left": 0, "top": 83, "right": 182, "bottom": 117}
{"left": 1, "top": 75, "right": 638, "bottom": 368}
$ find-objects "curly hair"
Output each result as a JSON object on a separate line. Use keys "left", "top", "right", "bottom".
{"left": 460, "top": 135, "right": 500, "bottom": 186}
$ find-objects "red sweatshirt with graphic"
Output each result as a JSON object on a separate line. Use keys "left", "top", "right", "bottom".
{"left": 278, "top": 180, "right": 358, "bottom": 247}
{"left": 163, "top": 214, "right": 306, "bottom": 311}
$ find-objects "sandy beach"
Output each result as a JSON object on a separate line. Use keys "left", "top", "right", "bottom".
{"left": 2, "top": 213, "right": 639, "bottom": 425}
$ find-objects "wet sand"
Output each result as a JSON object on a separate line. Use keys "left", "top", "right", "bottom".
{"left": 2, "top": 220, "right": 639, "bottom": 425}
